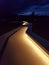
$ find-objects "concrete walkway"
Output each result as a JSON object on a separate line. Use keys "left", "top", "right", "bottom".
{"left": 0, "top": 27, "right": 21, "bottom": 59}
{"left": 1, "top": 26, "right": 49, "bottom": 65}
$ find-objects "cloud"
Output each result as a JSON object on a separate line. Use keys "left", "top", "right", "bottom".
{"left": 18, "top": 4, "right": 49, "bottom": 16}
{"left": 0, "top": 0, "right": 49, "bottom": 15}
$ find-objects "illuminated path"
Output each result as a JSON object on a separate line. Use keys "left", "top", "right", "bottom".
{"left": 1, "top": 26, "right": 49, "bottom": 65}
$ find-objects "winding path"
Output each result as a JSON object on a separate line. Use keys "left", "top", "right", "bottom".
{"left": 1, "top": 26, "right": 49, "bottom": 65}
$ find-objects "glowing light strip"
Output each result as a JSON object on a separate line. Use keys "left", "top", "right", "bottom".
{"left": 23, "top": 33, "right": 49, "bottom": 65}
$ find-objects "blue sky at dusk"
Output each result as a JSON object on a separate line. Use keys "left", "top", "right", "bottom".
{"left": 18, "top": 5, "right": 49, "bottom": 15}
{"left": 0, "top": 0, "right": 49, "bottom": 15}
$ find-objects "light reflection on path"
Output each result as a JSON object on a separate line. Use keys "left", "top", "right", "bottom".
{"left": 1, "top": 26, "right": 49, "bottom": 65}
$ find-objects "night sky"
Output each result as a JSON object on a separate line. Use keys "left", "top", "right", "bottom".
{"left": 0, "top": 0, "right": 49, "bottom": 15}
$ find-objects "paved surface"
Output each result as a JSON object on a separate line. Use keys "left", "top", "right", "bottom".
{"left": 0, "top": 27, "right": 20, "bottom": 55}
{"left": 1, "top": 26, "right": 49, "bottom": 65}
{"left": 27, "top": 27, "right": 49, "bottom": 53}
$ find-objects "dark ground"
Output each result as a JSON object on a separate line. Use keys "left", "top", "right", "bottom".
{"left": 0, "top": 21, "right": 22, "bottom": 36}
{"left": 0, "top": 23, "right": 18, "bottom": 35}
{"left": 32, "top": 16, "right": 49, "bottom": 41}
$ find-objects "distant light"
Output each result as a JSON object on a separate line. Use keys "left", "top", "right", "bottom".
{"left": 22, "top": 21, "right": 28, "bottom": 26}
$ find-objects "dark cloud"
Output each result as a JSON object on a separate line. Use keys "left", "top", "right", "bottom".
{"left": 0, "top": 0, "right": 49, "bottom": 15}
